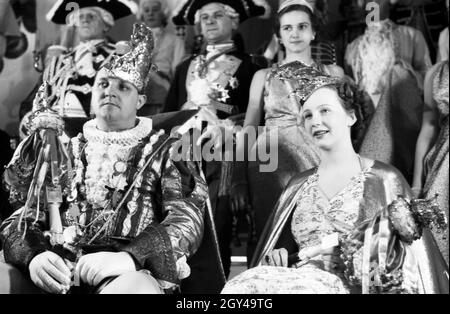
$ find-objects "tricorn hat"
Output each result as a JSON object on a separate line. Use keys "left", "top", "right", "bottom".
{"left": 172, "top": 0, "right": 266, "bottom": 26}
{"left": 46, "top": 0, "right": 138, "bottom": 25}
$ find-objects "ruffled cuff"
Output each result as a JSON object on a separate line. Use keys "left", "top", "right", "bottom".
{"left": 121, "top": 222, "right": 178, "bottom": 284}
{"left": 156, "top": 255, "right": 191, "bottom": 290}
{"left": 2, "top": 223, "right": 50, "bottom": 275}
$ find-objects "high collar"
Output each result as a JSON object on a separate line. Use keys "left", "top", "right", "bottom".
{"left": 83, "top": 117, "right": 153, "bottom": 146}
{"left": 75, "top": 39, "right": 107, "bottom": 51}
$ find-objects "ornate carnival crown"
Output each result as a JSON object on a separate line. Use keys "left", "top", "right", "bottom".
{"left": 102, "top": 23, "right": 157, "bottom": 93}
{"left": 273, "top": 61, "right": 343, "bottom": 105}
{"left": 172, "top": 0, "right": 266, "bottom": 26}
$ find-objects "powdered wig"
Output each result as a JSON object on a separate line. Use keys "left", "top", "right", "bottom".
{"left": 138, "top": 0, "right": 170, "bottom": 26}
{"left": 67, "top": 6, "right": 115, "bottom": 29}
{"left": 194, "top": 3, "right": 240, "bottom": 24}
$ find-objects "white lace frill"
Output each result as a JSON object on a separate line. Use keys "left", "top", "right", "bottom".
{"left": 83, "top": 117, "right": 153, "bottom": 147}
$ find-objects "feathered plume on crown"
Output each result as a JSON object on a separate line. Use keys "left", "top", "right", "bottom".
{"left": 102, "top": 23, "right": 157, "bottom": 93}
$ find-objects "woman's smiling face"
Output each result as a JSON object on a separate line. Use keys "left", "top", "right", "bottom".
{"left": 302, "top": 87, "right": 356, "bottom": 151}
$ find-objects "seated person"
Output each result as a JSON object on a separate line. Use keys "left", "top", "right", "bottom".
{"left": 0, "top": 24, "right": 217, "bottom": 294}
{"left": 222, "top": 68, "right": 448, "bottom": 294}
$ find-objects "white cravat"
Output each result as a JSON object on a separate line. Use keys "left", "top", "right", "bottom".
{"left": 205, "top": 42, "right": 235, "bottom": 59}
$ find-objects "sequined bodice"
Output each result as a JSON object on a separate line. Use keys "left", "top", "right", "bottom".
{"left": 291, "top": 170, "right": 367, "bottom": 249}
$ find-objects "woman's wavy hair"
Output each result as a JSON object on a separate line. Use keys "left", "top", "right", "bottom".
{"left": 332, "top": 81, "right": 374, "bottom": 150}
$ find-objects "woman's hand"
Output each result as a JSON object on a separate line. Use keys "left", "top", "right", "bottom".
{"left": 262, "top": 248, "right": 289, "bottom": 267}
{"left": 74, "top": 252, "right": 136, "bottom": 287}
{"left": 29, "top": 251, "right": 72, "bottom": 294}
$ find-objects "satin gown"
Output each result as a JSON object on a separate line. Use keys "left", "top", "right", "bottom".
{"left": 223, "top": 161, "right": 447, "bottom": 294}
{"left": 224, "top": 168, "right": 367, "bottom": 294}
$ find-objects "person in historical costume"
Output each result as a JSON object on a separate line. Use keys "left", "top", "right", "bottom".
{"left": 222, "top": 68, "right": 448, "bottom": 294}
{"left": 137, "top": 0, "right": 186, "bottom": 116}
{"left": 164, "top": 0, "right": 266, "bottom": 278}
{"left": 230, "top": 0, "right": 355, "bottom": 264}
{"left": 0, "top": 24, "right": 224, "bottom": 294}
{"left": 413, "top": 60, "right": 449, "bottom": 265}
{"left": 166, "top": 0, "right": 265, "bottom": 117}
{"left": 345, "top": 0, "right": 432, "bottom": 183}
{"left": 19, "top": 0, "right": 138, "bottom": 140}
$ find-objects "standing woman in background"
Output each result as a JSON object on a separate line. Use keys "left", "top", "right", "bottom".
{"left": 230, "top": 0, "right": 344, "bottom": 263}
{"left": 345, "top": 0, "right": 432, "bottom": 183}
{"left": 138, "top": 0, "right": 186, "bottom": 115}
{"left": 413, "top": 60, "right": 449, "bottom": 265}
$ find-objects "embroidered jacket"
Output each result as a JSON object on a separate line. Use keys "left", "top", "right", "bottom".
{"left": 0, "top": 117, "right": 208, "bottom": 287}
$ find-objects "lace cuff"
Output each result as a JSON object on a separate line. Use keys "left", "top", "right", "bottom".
{"left": 155, "top": 255, "right": 191, "bottom": 290}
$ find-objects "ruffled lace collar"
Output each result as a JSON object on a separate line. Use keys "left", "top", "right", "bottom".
{"left": 83, "top": 117, "right": 153, "bottom": 146}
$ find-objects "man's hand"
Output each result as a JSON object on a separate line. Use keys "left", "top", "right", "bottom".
{"left": 29, "top": 251, "right": 72, "bottom": 294}
{"left": 262, "top": 248, "right": 289, "bottom": 267}
{"left": 74, "top": 252, "right": 136, "bottom": 287}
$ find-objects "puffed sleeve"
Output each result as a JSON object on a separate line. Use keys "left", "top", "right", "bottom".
{"left": 1, "top": 133, "right": 49, "bottom": 273}
{"left": 1, "top": 132, "right": 73, "bottom": 274}
{"left": 382, "top": 164, "right": 448, "bottom": 294}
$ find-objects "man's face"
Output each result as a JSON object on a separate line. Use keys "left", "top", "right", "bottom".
{"left": 92, "top": 69, "right": 146, "bottom": 131}
{"left": 198, "top": 3, "right": 238, "bottom": 44}
{"left": 76, "top": 8, "right": 108, "bottom": 41}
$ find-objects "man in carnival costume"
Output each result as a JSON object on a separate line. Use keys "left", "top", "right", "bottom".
{"left": 19, "top": 0, "right": 138, "bottom": 140}
{"left": 165, "top": 0, "right": 266, "bottom": 279}
{"left": 0, "top": 23, "right": 224, "bottom": 294}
